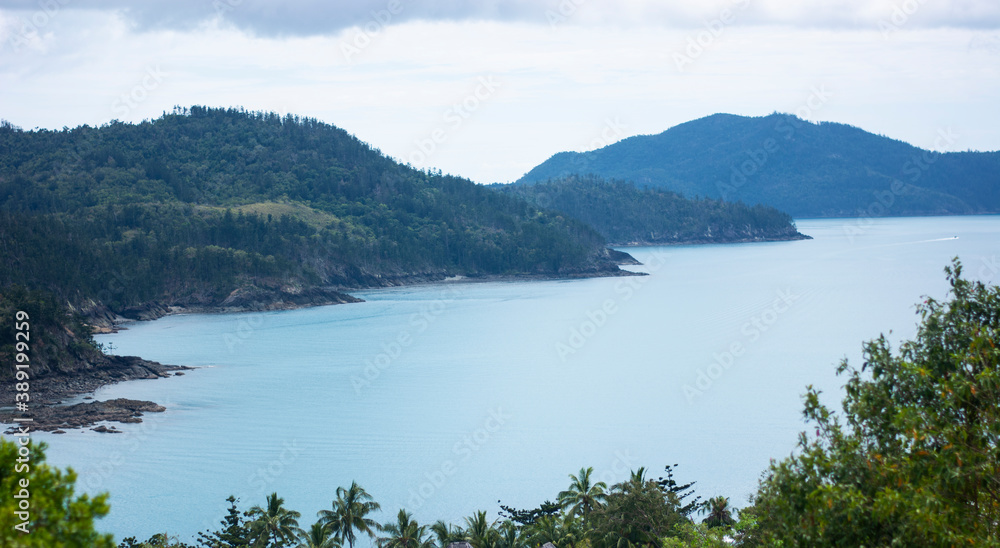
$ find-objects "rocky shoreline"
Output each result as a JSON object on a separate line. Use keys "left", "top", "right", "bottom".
{"left": 1, "top": 355, "right": 191, "bottom": 434}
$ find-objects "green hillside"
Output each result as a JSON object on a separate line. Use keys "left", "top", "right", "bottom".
{"left": 0, "top": 107, "right": 626, "bottom": 318}
{"left": 496, "top": 176, "right": 808, "bottom": 245}
{"left": 517, "top": 113, "right": 1000, "bottom": 218}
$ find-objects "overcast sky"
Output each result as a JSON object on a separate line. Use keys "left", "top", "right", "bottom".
{"left": 1, "top": 0, "right": 998, "bottom": 183}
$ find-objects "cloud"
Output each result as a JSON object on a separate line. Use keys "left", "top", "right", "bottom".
{"left": 1, "top": 0, "right": 998, "bottom": 38}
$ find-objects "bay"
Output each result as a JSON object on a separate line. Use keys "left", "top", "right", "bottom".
{"left": 33, "top": 215, "right": 1000, "bottom": 542}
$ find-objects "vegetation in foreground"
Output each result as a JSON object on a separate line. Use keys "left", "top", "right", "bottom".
{"left": 2, "top": 259, "right": 997, "bottom": 546}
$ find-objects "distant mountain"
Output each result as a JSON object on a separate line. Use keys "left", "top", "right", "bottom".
{"left": 517, "top": 113, "right": 1000, "bottom": 218}
{"left": 495, "top": 175, "right": 809, "bottom": 245}
{"left": 0, "top": 107, "right": 629, "bottom": 322}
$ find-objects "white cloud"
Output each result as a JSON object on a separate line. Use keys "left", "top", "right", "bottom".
{"left": 0, "top": 7, "right": 997, "bottom": 183}
{"left": 0, "top": 0, "right": 998, "bottom": 39}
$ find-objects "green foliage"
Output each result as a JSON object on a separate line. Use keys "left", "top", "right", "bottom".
{"left": 557, "top": 467, "right": 608, "bottom": 518}
{"left": 0, "top": 285, "right": 101, "bottom": 383}
{"left": 376, "top": 510, "right": 433, "bottom": 548}
{"left": 698, "top": 497, "right": 734, "bottom": 529}
{"left": 587, "top": 472, "right": 689, "bottom": 548}
{"left": 295, "top": 522, "right": 341, "bottom": 548}
{"left": 755, "top": 259, "right": 1000, "bottom": 545}
{"left": 497, "top": 500, "right": 561, "bottom": 526}
{"left": 517, "top": 113, "right": 1000, "bottom": 218}
{"left": 196, "top": 496, "right": 252, "bottom": 547}
{"left": 500, "top": 176, "right": 804, "bottom": 245}
{"left": 0, "top": 438, "right": 115, "bottom": 548}
{"left": 118, "top": 533, "right": 195, "bottom": 547}
{"left": 247, "top": 493, "right": 302, "bottom": 548}
{"left": 659, "top": 523, "right": 730, "bottom": 548}
{"left": 317, "top": 482, "right": 381, "bottom": 548}
{"left": 0, "top": 107, "right": 617, "bottom": 315}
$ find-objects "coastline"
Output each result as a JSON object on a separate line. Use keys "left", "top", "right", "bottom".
{"left": 609, "top": 232, "right": 813, "bottom": 248}
{"left": 5, "top": 235, "right": 800, "bottom": 434}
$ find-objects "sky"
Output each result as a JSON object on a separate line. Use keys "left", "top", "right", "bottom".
{"left": 1, "top": 0, "right": 998, "bottom": 184}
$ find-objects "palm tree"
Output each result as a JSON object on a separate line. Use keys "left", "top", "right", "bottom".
{"left": 464, "top": 511, "right": 499, "bottom": 548}
{"left": 318, "top": 481, "right": 382, "bottom": 548}
{"left": 377, "top": 510, "right": 434, "bottom": 548}
{"left": 700, "top": 496, "right": 736, "bottom": 529}
{"left": 248, "top": 492, "right": 302, "bottom": 548}
{"left": 495, "top": 520, "right": 522, "bottom": 548}
{"left": 297, "top": 522, "right": 342, "bottom": 548}
{"left": 557, "top": 467, "right": 608, "bottom": 517}
{"left": 628, "top": 467, "right": 647, "bottom": 487}
{"left": 524, "top": 514, "right": 582, "bottom": 548}
{"left": 430, "top": 520, "right": 466, "bottom": 548}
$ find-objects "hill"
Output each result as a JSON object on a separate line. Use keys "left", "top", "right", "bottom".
{"left": 516, "top": 113, "right": 1000, "bottom": 218}
{"left": 495, "top": 176, "right": 809, "bottom": 245}
{"left": 0, "top": 106, "right": 631, "bottom": 321}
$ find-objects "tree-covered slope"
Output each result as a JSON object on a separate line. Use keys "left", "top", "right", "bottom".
{"left": 517, "top": 113, "right": 1000, "bottom": 218}
{"left": 0, "top": 107, "right": 625, "bottom": 317}
{"left": 496, "top": 176, "right": 808, "bottom": 245}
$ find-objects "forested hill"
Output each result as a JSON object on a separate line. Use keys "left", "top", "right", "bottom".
{"left": 516, "top": 113, "right": 1000, "bottom": 218}
{"left": 496, "top": 176, "right": 808, "bottom": 245}
{"left": 0, "top": 106, "right": 628, "bottom": 320}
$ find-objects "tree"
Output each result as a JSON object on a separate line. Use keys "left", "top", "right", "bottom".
{"left": 247, "top": 493, "right": 301, "bottom": 548}
{"left": 755, "top": 259, "right": 1000, "bottom": 545}
{"left": 318, "top": 482, "right": 381, "bottom": 548}
{"left": 557, "top": 467, "right": 608, "bottom": 518}
{"left": 698, "top": 497, "right": 734, "bottom": 529}
{"left": 119, "top": 533, "right": 195, "bottom": 547}
{"left": 463, "top": 511, "right": 498, "bottom": 548}
{"left": 0, "top": 438, "right": 115, "bottom": 547}
{"left": 295, "top": 523, "right": 341, "bottom": 548}
{"left": 588, "top": 472, "right": 688, "bottom": 548}
{"left": 523, "top": 513, "right": 583, "bottom": 548}
{"left": 376, "top": 510, "right": 433, "bottom": 548}
{"left": 196, "top": 496, "right": 252, "bottom": 547}
{"left": 429, "top": 520, "right": 465, "bottom": 548}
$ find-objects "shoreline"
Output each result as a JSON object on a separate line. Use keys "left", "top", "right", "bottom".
{"left": 9, "top": 235, "right": 805, "bottom": 433}
{"left": 608, "top": 232, "right": 812, "bottom": 248}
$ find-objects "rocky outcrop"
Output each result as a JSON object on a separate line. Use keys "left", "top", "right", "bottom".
{"left": 3, "top": 398, "right": 168, "bottom": 433}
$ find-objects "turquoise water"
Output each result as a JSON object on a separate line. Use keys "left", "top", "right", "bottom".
{"left": 27, "top": 216, "right": 1000, "bottom": 542}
